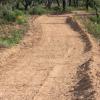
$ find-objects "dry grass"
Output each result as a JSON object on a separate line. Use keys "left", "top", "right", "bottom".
{"left": 0, "top": 22, "right": 28, "bottom": 47}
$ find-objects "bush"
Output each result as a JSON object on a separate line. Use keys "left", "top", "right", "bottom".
{"left": 3, "top": 11, "right": 16, "bottom": 22}
{"left": 14, "top": 10, "right": 27, "bottom": 24}
{"left": 50, "top": 6, "right": 62, "bottom": 14}
{"left": 14, "top": 10, "right": 24, "bottom": 16}
{"left": 0, "top": 29, "right": 25, "bottom": 47}
{"left": 89, "top": 16, "right": 100, "bottom": 24}
{"left": 84, "top": 19, "right": 100, "bottom": 40}
{"left": 0, "top": 3, "right": 28, "bottom": 47}
{"left": 31, "top": 6, "right": 47, "bottom": 15}
{"left": 0, "top": 4, "right": 16, "bottom": 22}
{"left": 3, "top": 10, "right": 27, "bottom": 24}
{"left": 16, "top": 16, "right": 27, "bottom": 24}
{"left": 52, "top": 6, "right": 61, "bottom": 11}
{"left": 0, "top": 3, "right": 27, "bottom": 24}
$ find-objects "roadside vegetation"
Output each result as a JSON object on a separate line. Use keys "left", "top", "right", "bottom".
{"left": 77, "top": 0, "right": 100, "bottom": 41}
{"left": 0, "top": 3, "right": 28, "bottom": 47}
{"left": 82, "top": 16, "right": 100, "bottom": 41}
{"left": 0, "top": 0, "right": 100, "bottom": 47}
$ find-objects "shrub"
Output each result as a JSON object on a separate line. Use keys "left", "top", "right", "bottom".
{"left": 52, "top": 6, "right": 61, "bottom": 11}
{"left": 0, "top": 3, "right": 26, "bottom": 24}
{"left": 14, "top": 10, "right": 27, "bottom": 24}
{"left": 3, "top": 10, "right": 27, "bottom": 24}
{"left": 84, "top": 19, "right": 100, "bottom": 40}
{"left": 31, "top": 5, "right": 47, "bottom": 15}
{"left": 0, "top": 4, "right": 16, "bottom": 22}
{"left": 0, "top": 29, "right": 25, "bottom": 47}
{"left": 0, "top": 3, "right": 28, "bottom": 47}
{"left": 66, "top": 7, "right": 74, "bottom": 12}
{"left": 16, "top": 16, "right": 27, "bottom": 24}
{"left": 50, "top": 6, "right": 62, "bottom": 14}
{"left": 89, "top": 16, "right": 100, "bottom": 24}
{"left": 3, "top": 10, "right": 16, "bottom": 22}
{"left": 14, "top": 10, "right": 24, "bottom": 16}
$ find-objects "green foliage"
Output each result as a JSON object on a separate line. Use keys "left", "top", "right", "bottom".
{"left": 0, "top": 4, "right": 27, "bottom": 24}
{"left": 90, "top": 16, "right": 100, "bottom": 23}
{"left": 83, "top": 17, "right": 100, "bottom": 40}
{"left": 29, "top": 5, "right": 69, "bottom": 15}
{"left": 0, "top": 29, "right": 24, "bottom": 47}
{"left": 0, "top": 4, "right": 28, "bottom": 47}
{"left": 51, "top": 6, "right": 62, "bottom": 13}
{"left": 53, "top": 6, "right": 61, "bottom": 11}
{"left": 14, "top": 10, "right": 27, "bottom": 24}
{"left": 14, "top": 9, "right": 24, "bottom": 16}
{"left": 0, "top": 3, "right": 15, "bottom": 22}
{"left": 3, "top": 11, "right": 16, "bottom": 22}
{"left": 0, "top": 0, "right": 100, "bottom": 47}
{"left": 16, "top": 16, "right": 27, "bottom": 24}
{"left": 31, "top": 5, "right": 47, "bottom": 15}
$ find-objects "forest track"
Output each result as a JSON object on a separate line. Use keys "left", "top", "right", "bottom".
{"left": 0, "top": 14, "right": 99, "bottom": 100}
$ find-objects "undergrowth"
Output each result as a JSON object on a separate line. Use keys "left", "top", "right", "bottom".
{"left": 0, "top": 23, "right": 28, "bottom": 48}
{"left": 79, "top": 16, "right": 100, "bottom": 41}
{"left": 0, "top": 4, "right": 28, "bottom": 48}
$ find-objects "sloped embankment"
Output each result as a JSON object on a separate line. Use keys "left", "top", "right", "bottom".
{"left": 67, "top": 16, "right": 100, "bottom": 100}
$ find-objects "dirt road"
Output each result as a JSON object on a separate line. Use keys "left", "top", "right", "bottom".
{"left": 0, "top": 15, "right": 99, "bottom": 100}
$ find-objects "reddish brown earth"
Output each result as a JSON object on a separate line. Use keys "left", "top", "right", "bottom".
{"left": 0, "top": 15, "right": 99, "bottom": 100}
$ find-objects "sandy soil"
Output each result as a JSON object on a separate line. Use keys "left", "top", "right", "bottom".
{"left": 0, "top": 15, "right": 99, "bottom": 100}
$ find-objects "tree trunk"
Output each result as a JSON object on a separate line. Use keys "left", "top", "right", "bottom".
{"left": 86, "top": 0, "right": 89, "bottom": 10}
{"left": 47, "top": 0, "right": 52, "bottom": 8}
{"left": 24, "top": 4, "right": 28, "bottom": 10}
{"left": 69, "top": 0, "right": 72, "bottom": 6}
{"left": 62, "top": 0, "right": 66, "bottom": 11}
{"left": 16, "top": 2, "right": 20, "bottom": 9}
{"left": 56, "top": 0, "right": 60, "bottom": 7}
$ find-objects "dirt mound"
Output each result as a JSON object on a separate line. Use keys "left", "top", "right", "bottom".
{"left": 66, "top": 16, "right": 92, "bottom": 52}
{"left": 66, "top": 15, "right": 100, "bottom": 100}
